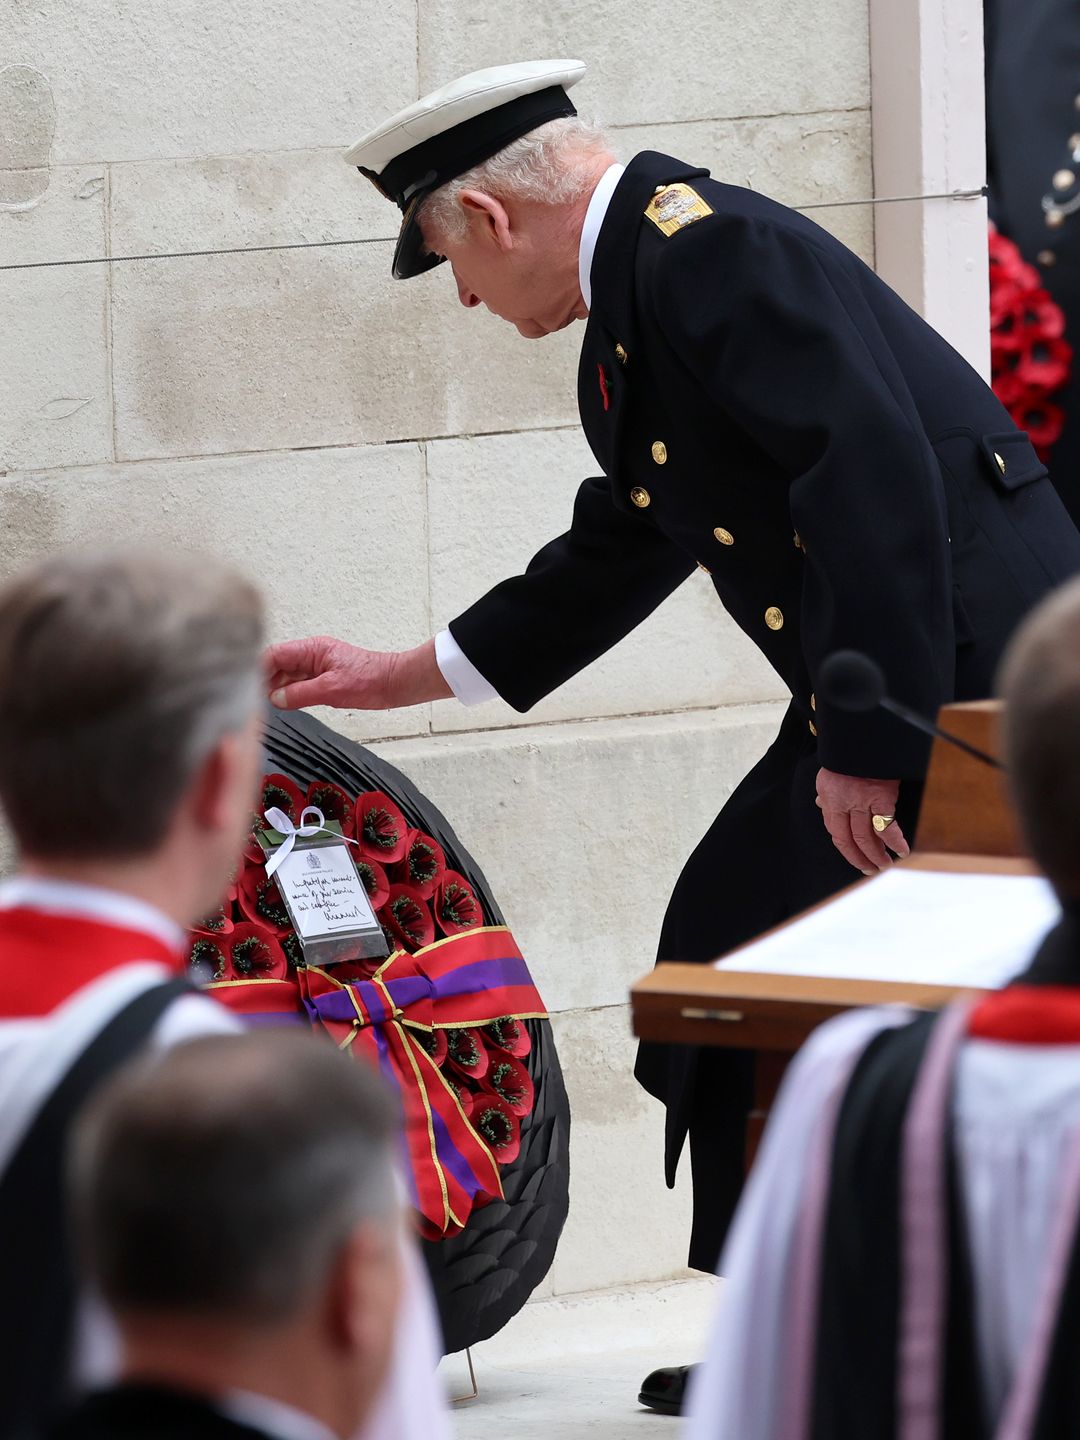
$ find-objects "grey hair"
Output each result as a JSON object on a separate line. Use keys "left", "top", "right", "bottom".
{"left": 0, "top": 546, "right": 264, "bottom": 859}
{"left": 419, "top": 115, "right": 613, "bottom": 247}
{"left": 70, "top": 1031, "right": 399, "bottom": 1324}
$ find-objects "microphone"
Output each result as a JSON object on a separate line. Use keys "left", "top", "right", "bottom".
{"left": 817, "top": 650, "right": 1005, "bottom": 771}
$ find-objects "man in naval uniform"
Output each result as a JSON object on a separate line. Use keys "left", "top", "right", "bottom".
{"left": 266, "top": 60, "right": 1080, "bottom": 1413}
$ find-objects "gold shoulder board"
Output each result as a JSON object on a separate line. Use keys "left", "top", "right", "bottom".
{"left": 644, "top": 182, "right": 714, "bottom": 237}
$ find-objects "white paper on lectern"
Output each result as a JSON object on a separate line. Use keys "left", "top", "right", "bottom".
{"left": 713, "top": 869, "right": 1062, "bottom": 988}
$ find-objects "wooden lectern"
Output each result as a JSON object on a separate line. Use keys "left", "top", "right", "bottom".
{"left": 630, "top": 701, "right": 1034, "bottom": 1162}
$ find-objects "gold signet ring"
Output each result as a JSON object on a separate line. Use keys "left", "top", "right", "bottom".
{"left": 872, "top": 814, "right": 895, "bottom": 834}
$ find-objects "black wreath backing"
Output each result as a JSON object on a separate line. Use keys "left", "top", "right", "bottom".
{"left": 261, "top": 709, "right": 571, "bottom": 1355}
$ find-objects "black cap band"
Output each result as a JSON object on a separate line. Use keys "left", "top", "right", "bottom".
{"left": 362, "top": 85, "right": 579, "bottom": 212}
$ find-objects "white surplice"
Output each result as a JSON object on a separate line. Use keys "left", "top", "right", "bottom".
{"left": 684, "top": 1004, "right": 1080, "bottom": 1439}
{"left": 0, "top": 876, "right": 451, "bottom": 1440}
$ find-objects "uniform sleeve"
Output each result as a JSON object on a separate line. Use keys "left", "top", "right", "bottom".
{"left": 649, "top": 218, "right": 955, "bottom": 777}
{"left": 448, "top": 474, "right": 695, "bottom": 713}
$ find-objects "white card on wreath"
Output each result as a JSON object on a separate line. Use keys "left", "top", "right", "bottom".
{"left": 273, "top": 841, "right": 381, "bottom": 940}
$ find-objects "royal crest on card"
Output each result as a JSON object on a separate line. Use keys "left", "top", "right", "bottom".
{"left": 644, "top": 182, "right": 714, "bottom": 237}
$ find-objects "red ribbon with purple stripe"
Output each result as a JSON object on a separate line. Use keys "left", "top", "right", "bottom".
{"left": 208, "top": 926, "right": 545, "bottom": 1238}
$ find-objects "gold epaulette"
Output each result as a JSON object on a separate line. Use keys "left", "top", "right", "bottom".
{"left": 644, "top": 182, "right": 714, "bottom": 236}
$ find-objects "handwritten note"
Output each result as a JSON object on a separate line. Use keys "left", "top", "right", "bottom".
{"left": 273, "top": 842, "right": 380, "bottom": 940}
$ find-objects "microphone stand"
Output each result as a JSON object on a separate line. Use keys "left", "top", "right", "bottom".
{"left": 880, "top": 696, "right": 1005, "bottom": 771}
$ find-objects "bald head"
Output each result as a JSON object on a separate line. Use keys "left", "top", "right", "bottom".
{"left": 1000, "top": 576, "right": 1080, "bottom": 900}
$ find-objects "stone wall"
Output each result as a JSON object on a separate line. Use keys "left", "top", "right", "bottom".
{"left": 0, "top": 1, "right": 872, "bottom": 1300}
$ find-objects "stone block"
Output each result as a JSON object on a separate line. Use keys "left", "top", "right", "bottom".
{"left": 418, "top": 0, "right": 869, "bottom": 127}
{"left": 427, "top": 429, "right": 785, "bottom": 729}
{"left": 0, "top": 164, "right": 112, "bottom": 472}
{"left": 545, "top": 1005, "right": 694, "bottom": 1294}
{"left": 374, "top": 705, "right": 785, "bottom": 1014}
{"left": 109, "top": 240, "right": 580, "bottom": 461}
{"left": 2, "top": 0, "right": 417, "bottom": 164}
{"left": 0, "top": 443, "right": 434, "bottom": 741}
{"left": 109, "top": 149, "right": 396, "bottom": 257}
{"left": 618, "top": 109, "right": 875, "bottom": 265}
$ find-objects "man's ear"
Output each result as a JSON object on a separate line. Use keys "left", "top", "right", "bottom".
{"left": 329, "top": 1222, "right": 391, "bottom": 1356}
{"left": 188, "top": 733, "right": 234, "bottom": 834}
{"left": 458, "top": 189, "right": 514, "bottom": 253}
{"left": 189, "top": 721, "right": 259, "bottom": 835}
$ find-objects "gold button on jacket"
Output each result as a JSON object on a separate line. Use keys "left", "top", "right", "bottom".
{"left": 765, "top": 606, "right": 784, "bottom": 631}
{"left": 615, "top": 342, "right": 628, "bottom": 365}
{"left": 713, "top": 526, "right": 734, "bottom": 545}
{"left": 651, "top": 441, "right": 668, "bottom": 465}
{"left": 808, "top": 719, "right": 818, "bottom": 737}
{"left": 630, "top": 487, "right": 651, "bottom": 509}
{"left": 994, "top": 451, "right": 1006, "bottom": 475}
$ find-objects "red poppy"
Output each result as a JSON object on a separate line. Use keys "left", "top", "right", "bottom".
{"left": 237, "top": 863, "right": 293, "bottom": 938}
{"left": 1021, "top": 292, "right": 1068, "bottom": 341}
{"left": 383, "top": 884, "right": 435, "bottom": 951}
{"left": 392, "top": 829, "right": 447, "bottom": 900}
{"left": 484, "top": 1015, "right": 532, "bottom": 1058}
{"left": 226, "top": 923, "right": 288, "bottom": 981}
{"left": 260, "top": 772, "right": 305, "bottom": 824}
{"left": 355, "top": 791, "right": 409, "bottom": 865}
{"left": 1016, "top": 335, "right": 1073, "bottom": 392}
{"left": 989, "top": 223, "right": 1071, "bottom": 455}
{"left": 472, "top": 1094, "right": 521, "bottom": 1165}
{"left": 281, "top": 932, "right": 305, "bottom": 972}
{"left": 482, "top": 1051, "right": 534, "bottom": 1117}
{"left": 354, "top": 856, "right": 390, "bottom": 912}
{"left": 434, "top": 872, "right": 482, "bottom": 935}
{"left": 446, "top": 1026, "right": 490, "bottom": 1081}
{"left": 416, "top": 1027, "right": 449, "bottom": 1068}
{"left": 192, "top": 884, "right": 237, "bottom": 938}
{"left": 244, "top": 772, "right": 306, "bottom": 863}
{"left": 189, "top": 935, "right": 228, "bottom": 982}
{"left": 989, "top": 227, "right": 1038, "bottom": 289}
{"left": 445, "top": 1075, "right": 475, "bottom": 1120}
{"left": 306, "top": 780, "right": 355, "bottom": 837}
{"left": 1019, "top": 400, "right": 1067, "bottom": 456}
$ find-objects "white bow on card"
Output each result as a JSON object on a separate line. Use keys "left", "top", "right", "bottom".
{"left": 262, "top": 804, "right": 329, "bottom": 878}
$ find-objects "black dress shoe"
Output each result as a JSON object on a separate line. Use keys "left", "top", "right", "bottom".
{"left": 638, "top": 1364, "right": 697, "bottom": 1416}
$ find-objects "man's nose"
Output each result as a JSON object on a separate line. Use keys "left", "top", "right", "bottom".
{"left": 456, "top": 278, "right": 481, "bottom": 309}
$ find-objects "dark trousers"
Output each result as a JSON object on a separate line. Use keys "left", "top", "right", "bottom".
{"left": 635, "top": 703, "right": 924, "bottom": 1273}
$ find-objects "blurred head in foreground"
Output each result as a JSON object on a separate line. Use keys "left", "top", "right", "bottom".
{"left": 70, "top": 1030, "right": 402, "bottom": 1439}
{"left": 0, "top": 548, "right": 265, "bottom": 924}
{"left": 1000, "top": 574, "right": 1080, "bottom": 902}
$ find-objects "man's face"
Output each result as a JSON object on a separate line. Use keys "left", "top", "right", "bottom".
{"left": 422, "top": 209, "right": 586, "bottom": 340}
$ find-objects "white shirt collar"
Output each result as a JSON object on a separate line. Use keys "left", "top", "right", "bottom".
{"left": 219, "top": 1390, "right": 340, "bottom": 1440}
{"left": 0, "top": 875, "right": 186, "bottom": 954}
{"left": 578, "top": 162, "right": 625, "bottom": 313}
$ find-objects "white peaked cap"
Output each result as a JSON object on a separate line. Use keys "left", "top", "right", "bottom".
{"left": 343, "top": 59, "right": 587, "bottom": 279}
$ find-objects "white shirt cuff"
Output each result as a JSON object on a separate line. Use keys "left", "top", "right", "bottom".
{"left": 434, "top": 629, "right": 500, "bottom": 706}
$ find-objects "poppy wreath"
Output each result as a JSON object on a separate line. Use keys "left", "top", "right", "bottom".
{"left": 989, "top": 224, "right": 1072, "bottom": 459}
{"left": 186, "top": 708, "right": 570, "bottom": 1354}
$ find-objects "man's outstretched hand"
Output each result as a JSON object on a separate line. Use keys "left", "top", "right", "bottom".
{"left": 265, "top": 635, "right": 451, "bottom": 712}
{"left": 815, "top": 767, "right": 910, "bottom": 876}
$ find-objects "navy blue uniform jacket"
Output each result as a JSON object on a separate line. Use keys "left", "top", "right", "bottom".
{"left": 448, "top": 150, "right": 1080, "bottom": 1265}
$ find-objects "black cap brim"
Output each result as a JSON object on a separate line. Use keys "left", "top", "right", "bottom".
{"left": 392, "top": 193, "right": 446, "bottom": 281}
